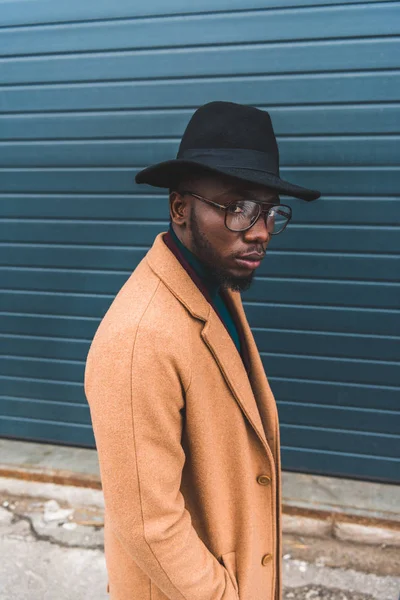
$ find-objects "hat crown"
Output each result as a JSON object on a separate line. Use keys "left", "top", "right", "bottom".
{"left": 177, "top": 101, "right": 279, "bottom": 163}
{"left": 135, "top": 100, "right": 320, "bottom": 201}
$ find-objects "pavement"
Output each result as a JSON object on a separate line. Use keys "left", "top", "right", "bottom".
{"left": 0, "top": 438, "right": 399, "bottom": 600}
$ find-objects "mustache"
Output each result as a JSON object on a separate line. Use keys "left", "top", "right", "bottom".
{"left": 234, "top": 248, "right": 266, "bottom": 259}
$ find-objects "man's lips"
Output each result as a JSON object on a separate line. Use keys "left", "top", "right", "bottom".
{"left": 234, "top": 253, "right": 265, "bottom": 270}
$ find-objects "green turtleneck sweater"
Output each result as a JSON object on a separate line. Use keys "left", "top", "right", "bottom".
{"left": 169, "top": 225, "right": 241, "bottom": 354}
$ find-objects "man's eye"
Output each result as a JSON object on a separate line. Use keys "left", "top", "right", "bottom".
{"left": 228, "top": 203, "right": 243, "bottom": 214}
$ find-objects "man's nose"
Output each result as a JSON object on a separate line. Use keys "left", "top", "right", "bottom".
{"left": 242, "top": 214, "right": 270, "bottom": 245}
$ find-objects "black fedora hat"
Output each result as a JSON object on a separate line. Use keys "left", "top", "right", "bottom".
{"left": 135, "top": 101, "right": 321, "bottom": 201}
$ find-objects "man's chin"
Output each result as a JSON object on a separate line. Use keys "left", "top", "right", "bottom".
{"left": 219, "top": 272, "right": 255, "bottom": 292}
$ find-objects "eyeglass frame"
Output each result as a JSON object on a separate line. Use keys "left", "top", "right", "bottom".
{"left": 177, "top": 189, "right": 292, "bottom": 235}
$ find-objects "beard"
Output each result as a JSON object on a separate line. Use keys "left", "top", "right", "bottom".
{"left": 190, "top": 209, "right": 255, "bottom": 292}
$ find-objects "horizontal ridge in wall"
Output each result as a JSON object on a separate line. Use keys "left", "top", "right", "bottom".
{"left": 1, "top": 1, "right": 397, "bottom": 28}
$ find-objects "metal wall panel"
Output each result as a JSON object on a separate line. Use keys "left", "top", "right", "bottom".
{"left": 0, "top": 0, "right": 399, "bottom": 482}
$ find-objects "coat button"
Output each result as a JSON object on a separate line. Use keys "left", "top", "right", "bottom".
{"left": 257, "top": 475, "right": 271, "bottom": 485}
{"left": 261, "top": 553, "right": 273, "bottom": 566}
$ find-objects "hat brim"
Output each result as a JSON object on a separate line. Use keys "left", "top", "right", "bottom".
{"left": 135, "top": 159, "right": 321, "bottom": 202}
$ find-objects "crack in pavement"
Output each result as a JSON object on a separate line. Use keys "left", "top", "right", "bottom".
{"left": 1, "top": 505, "right": 104, "bottom": 551}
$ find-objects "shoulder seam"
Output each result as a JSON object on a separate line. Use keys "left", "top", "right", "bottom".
{"left": 128, "top": 279, "right": 188, "bottom": 600}
{"left": 184, "top": 307, "right": 193, "bottom": 395}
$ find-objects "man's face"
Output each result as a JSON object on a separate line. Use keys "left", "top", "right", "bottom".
{"left": 170, "top": 172, "right": 280, "bottom": 291}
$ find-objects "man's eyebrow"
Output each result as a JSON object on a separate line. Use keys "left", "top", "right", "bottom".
{"left": 243, "top": 190, "right": 279, "bottom": 203}
{"left": 221, "top": 187, "right": 280, "bottom": 203}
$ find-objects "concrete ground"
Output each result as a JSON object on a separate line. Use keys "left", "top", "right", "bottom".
{"left": 0, "top": 477, "right": 399, "bottom": 600}
{"left": 0, "top": 439, "right": 399, "bottom": 599}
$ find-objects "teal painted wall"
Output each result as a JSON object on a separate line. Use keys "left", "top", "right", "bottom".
{"left": 0, "top": 0, "right": 399, "bottom": 481}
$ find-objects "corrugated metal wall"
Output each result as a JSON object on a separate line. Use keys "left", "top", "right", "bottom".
{"left": 0, "top": 0, "right": 399, "bottom": 482}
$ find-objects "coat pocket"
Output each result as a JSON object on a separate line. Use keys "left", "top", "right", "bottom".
{"left": 221, "top": 551, "right": 239, "bottom": 596}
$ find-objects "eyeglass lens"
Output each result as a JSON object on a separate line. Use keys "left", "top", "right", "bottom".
{"left": 226, "top": 200, "right": 290, "bottom": 233}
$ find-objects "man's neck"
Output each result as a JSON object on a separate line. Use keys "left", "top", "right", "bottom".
{"left": 168, "top": 224, "right": 220, "bottom": 298}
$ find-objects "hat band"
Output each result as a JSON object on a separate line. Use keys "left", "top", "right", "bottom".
{"left": 179, "top": 148, "right": 279, "bottom": 175}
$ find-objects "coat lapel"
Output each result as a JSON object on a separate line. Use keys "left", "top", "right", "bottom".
{"left": 146, "top": 233, "right": 273, "bottom": 460}
{"left": 201, "top": 309, "right": 272, "bottom": 458}
{"left": 226, "top": 289, "right": 280, "bottom": 462}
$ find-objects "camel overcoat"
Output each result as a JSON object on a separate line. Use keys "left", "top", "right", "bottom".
{"left": 84, "top": 232, "right": 282, "bottom": 600}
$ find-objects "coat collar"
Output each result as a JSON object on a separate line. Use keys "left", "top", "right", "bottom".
{"left": 146, "top": 233, "right": 275, "bottom": 461}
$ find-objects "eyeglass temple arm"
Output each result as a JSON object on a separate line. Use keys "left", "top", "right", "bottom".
{"left": 179, "top": 191, "right": 228, "bottom": 211}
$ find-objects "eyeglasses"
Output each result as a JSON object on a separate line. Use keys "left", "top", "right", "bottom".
{"left": 178, "top": 189, "right": 292, "bottom": 235}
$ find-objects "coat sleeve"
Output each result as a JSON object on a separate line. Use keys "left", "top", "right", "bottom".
{"left": 84, "top": 306, "right": 239, "bottom": 600}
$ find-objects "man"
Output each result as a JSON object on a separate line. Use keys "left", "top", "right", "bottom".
{"left": 84, "top": 101, "right": 320, "bottom": 600}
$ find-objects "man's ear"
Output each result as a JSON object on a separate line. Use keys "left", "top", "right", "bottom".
{"left": 169, "top": 191, "right": 188, "bottom": 226}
